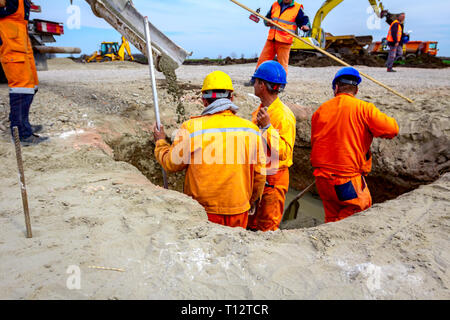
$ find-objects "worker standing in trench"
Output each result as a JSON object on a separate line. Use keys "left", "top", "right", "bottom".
{"left": 247, "top": 61, "right": 296, "bottom": 232}
{"left": 255, "top": 0, "right": 309, "bottom": 75}
{"left": 0, "top": 0, "right": 47, "bottom": 145}
{"left": 152, "top": 71, "right": 266, "bottom": 229}
{"left": 310, "top": 67, "right": 399, "bottom": 223}
{"left": 386, "top": 13, "right": 406, "bottom": 73}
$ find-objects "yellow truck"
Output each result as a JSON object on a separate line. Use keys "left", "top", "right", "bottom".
{"left": 86, "top": 37, "right": 134, "bottom": 62}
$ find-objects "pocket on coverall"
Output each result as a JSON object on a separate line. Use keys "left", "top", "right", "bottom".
{"left": 0, "top": 22, "right": 27, "bottom": 63}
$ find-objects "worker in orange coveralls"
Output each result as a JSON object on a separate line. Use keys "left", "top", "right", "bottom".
{"left": 0, "top": 0, "right": 46, "bottom": 146}
{"left": 247, "top": 60, "right": 296, "bottom": 232}
{"left": 256, "top": 0, "right": 309, "bottom": 74}
{"left": 153, "top": 71, "right": 266, "bottom": 229}
{"left": 311, "top": 67, "right": 399, "bottom": 223}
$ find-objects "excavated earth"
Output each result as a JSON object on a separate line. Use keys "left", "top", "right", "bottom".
{"left": 0, "top": 59, "right": 448, "bottom": 299}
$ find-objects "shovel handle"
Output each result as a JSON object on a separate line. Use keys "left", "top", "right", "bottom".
{"left": 292, "top": 182, "right": 316, "bottom": 202}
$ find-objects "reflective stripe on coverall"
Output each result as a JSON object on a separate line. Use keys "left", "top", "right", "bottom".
{"left": 0, "top": 0, "right": 37, "bottom": 139}
{"left": 247, "top": 97, "right": 296, "bottom": 231}
{"left": 267, "top": 1, "right": 303, "bottom": 44}
{"left": 257, "top": 1, "right": 303, "bottom": 73}
{"left": 387, "top": 20, "right": 403, "bottom": 43}
{"left": 154, "top": 110, "right": 267, "bottom": 229}
{"left": 311, "top": 93, "right": 399, "bottom": 222}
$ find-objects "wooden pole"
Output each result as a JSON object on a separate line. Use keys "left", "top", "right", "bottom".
{"left": 12, "top": 127, "right": 32, "bottom": 238}
{"left": 230, "top": 0, "right": 414, "bottom": 104}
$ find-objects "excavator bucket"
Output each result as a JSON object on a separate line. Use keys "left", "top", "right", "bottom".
{"left": 85, "top": 0, "right": 191, "bottom": 69}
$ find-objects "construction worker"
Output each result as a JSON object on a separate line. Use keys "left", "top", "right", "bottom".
{"left": 0, "top": 0, "right": 47, "bottom": 146}
{"left": 257, "top": 0, "right": 309, "bottom": 74}
{"left": 247, "top": 61, "right": 296, "bottom": 232}
{"left": 386, "top": 13, "right": 405, "bottom": 72}
{"left": 153, "top": 71, "right": 266, "bottom": 229}
{"left": 310, "top": 67, "right": 399, "bottom": 223}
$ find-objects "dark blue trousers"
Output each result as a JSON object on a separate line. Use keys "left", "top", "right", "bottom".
{"left": 9, "top": 93, "right": 34, "bottom": 140}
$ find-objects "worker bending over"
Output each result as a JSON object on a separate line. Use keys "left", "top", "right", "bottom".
{"left": 310, "top": 67, "right": 399, "bottom": 223}
{"left": 386, "top": 13, "right": 405, "bottom": 72}
{"left": 0, "top": 0, "right": 47, "bottom": 145}
{"left": 257, "top": 0, "right": 309, "bottom": 74}
{"left": 153, "top": 71, "right": 266, "bottom": 229}
{"left": 247, "top": 61, "right": 296, "bottom": 232}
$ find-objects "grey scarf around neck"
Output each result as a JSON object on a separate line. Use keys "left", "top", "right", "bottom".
{"left": 201, "top": 98, "right": 239, "bottom": 116}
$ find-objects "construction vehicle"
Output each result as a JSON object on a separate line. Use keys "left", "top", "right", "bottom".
{"left": 28, "top": 2, "right": 82, "bottom": 71}
{"left": 289, "top": 0, "right": 396, "bottom": 63}
{"left": 86, "top": 36, "right": 134, "bottom": 62}
{"left": 0, "top": 1, "right": 81, "bottom": 83}
{"left": 369, "top": 39, "right": 439, "bottom": 59}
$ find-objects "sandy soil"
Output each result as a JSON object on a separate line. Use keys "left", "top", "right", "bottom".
{"left": 0, "top": 58, "right": 448, "bottom": 299}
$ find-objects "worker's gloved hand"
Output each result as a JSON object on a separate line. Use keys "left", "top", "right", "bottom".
{"left": 152, "top": 123, "right": 166, "bottom": 142}
{"left": 0, "top": 0, "right": 6, "bottom": 8}
{"left": 264, "top": 20, "right": 274, "bottom": 28}
{"left": 257, "top": 107, "right": 271, "bottom": 129}
{"left": 249, "top": 201, "right": 259, "bottom": 216}
{"left": 300, "top": 25, "right": 310, "bottom": 32}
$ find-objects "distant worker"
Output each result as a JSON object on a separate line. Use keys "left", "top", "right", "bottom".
{"left": 0, "top": 0, "right": 47, "bottom": 145}
{"left": 311, "top": 67, "right": 399, "bottom": 223}
{"left": 153, "top": 71, "right": 266, "bottom": 229}
{"left": 247, "top": 61, "right": 296, "bottom": 232}
{"left": 386, "top": 13, "right": 405, "bottom": 72}
{"left": 256, "top": 0, "right": 309, "bottom": 74}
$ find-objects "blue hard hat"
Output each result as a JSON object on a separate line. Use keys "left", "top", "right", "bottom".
{"left": 332, "top": 67, "right": 362, "bottom": 90}
{"left": 251, "top": 60, "right": 287, "bottom": 87}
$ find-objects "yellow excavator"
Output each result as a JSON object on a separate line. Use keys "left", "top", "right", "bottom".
{"left": 87, "top": 36, "right": 134, "bottom": 63}
{"left": 290, "top": 0, "right": 396, "bottom": 63}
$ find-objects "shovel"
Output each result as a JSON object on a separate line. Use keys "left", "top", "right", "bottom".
{"left": 282, "top": 182, "right": 315, "bottom": 222}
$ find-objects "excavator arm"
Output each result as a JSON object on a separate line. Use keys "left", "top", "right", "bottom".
{"left": 310, "top": 0, "right": 389, "bottom": 46}
{"left": 72, "top": 0, "right": 191, "bottom": 69}
{"left": 118, "top": 36, "right": 134, "bottom": 61}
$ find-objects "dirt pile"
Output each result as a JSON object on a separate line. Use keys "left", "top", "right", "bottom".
{"left": 398, "top": 54, "right": 449, "bottom": 69}
{"left": 291, "top": 53, "right": 386, "bottom": 67}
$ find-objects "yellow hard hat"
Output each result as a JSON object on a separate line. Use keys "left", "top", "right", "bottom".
{"left": 201, "top": 71, "right": 234, "bottom": 92}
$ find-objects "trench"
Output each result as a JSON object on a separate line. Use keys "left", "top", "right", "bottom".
{"left": 105, "top": 131, "right": 435, "bottom": 230}
{"left": 100, "top": 58, "right": 447, "bottom": 230}
{"left": 104, "top": 132, "right": 325, "bottom": 228}
{"left": 104, "top": 124, "right": 448, "bottom": 231}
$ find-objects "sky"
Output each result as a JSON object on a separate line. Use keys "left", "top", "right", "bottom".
{"left": 31, "top": 0, "right": 450, "bottom": 59}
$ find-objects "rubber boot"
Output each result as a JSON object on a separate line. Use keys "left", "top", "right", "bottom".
{"left": 22, "top": 92, "right": 43, "bottom": 134}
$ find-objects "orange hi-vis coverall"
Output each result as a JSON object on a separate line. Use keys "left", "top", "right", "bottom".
{"left": 311, "top": 93, "right": 399, "bottom": 223}
{"left": 387, "top": 20, "right": 403, "bottom": 43}
{"left": 256, "top": 1, "right": 308, "bottom": 74}
{"left": 0, "top": 0, "right": 39, "bottom": 140}
{"left": 0, "top": 0, "right": 37, "bottom": 92}
{"left": 248, "top": 97, "right": 296, "bottom": 231}
{"left": 154, "top": 110, "right": 267, "bottom": 229}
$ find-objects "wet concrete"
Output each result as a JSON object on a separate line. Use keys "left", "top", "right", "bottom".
{"left": 281, "top": 187, "right": 325, "bottom": 230}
